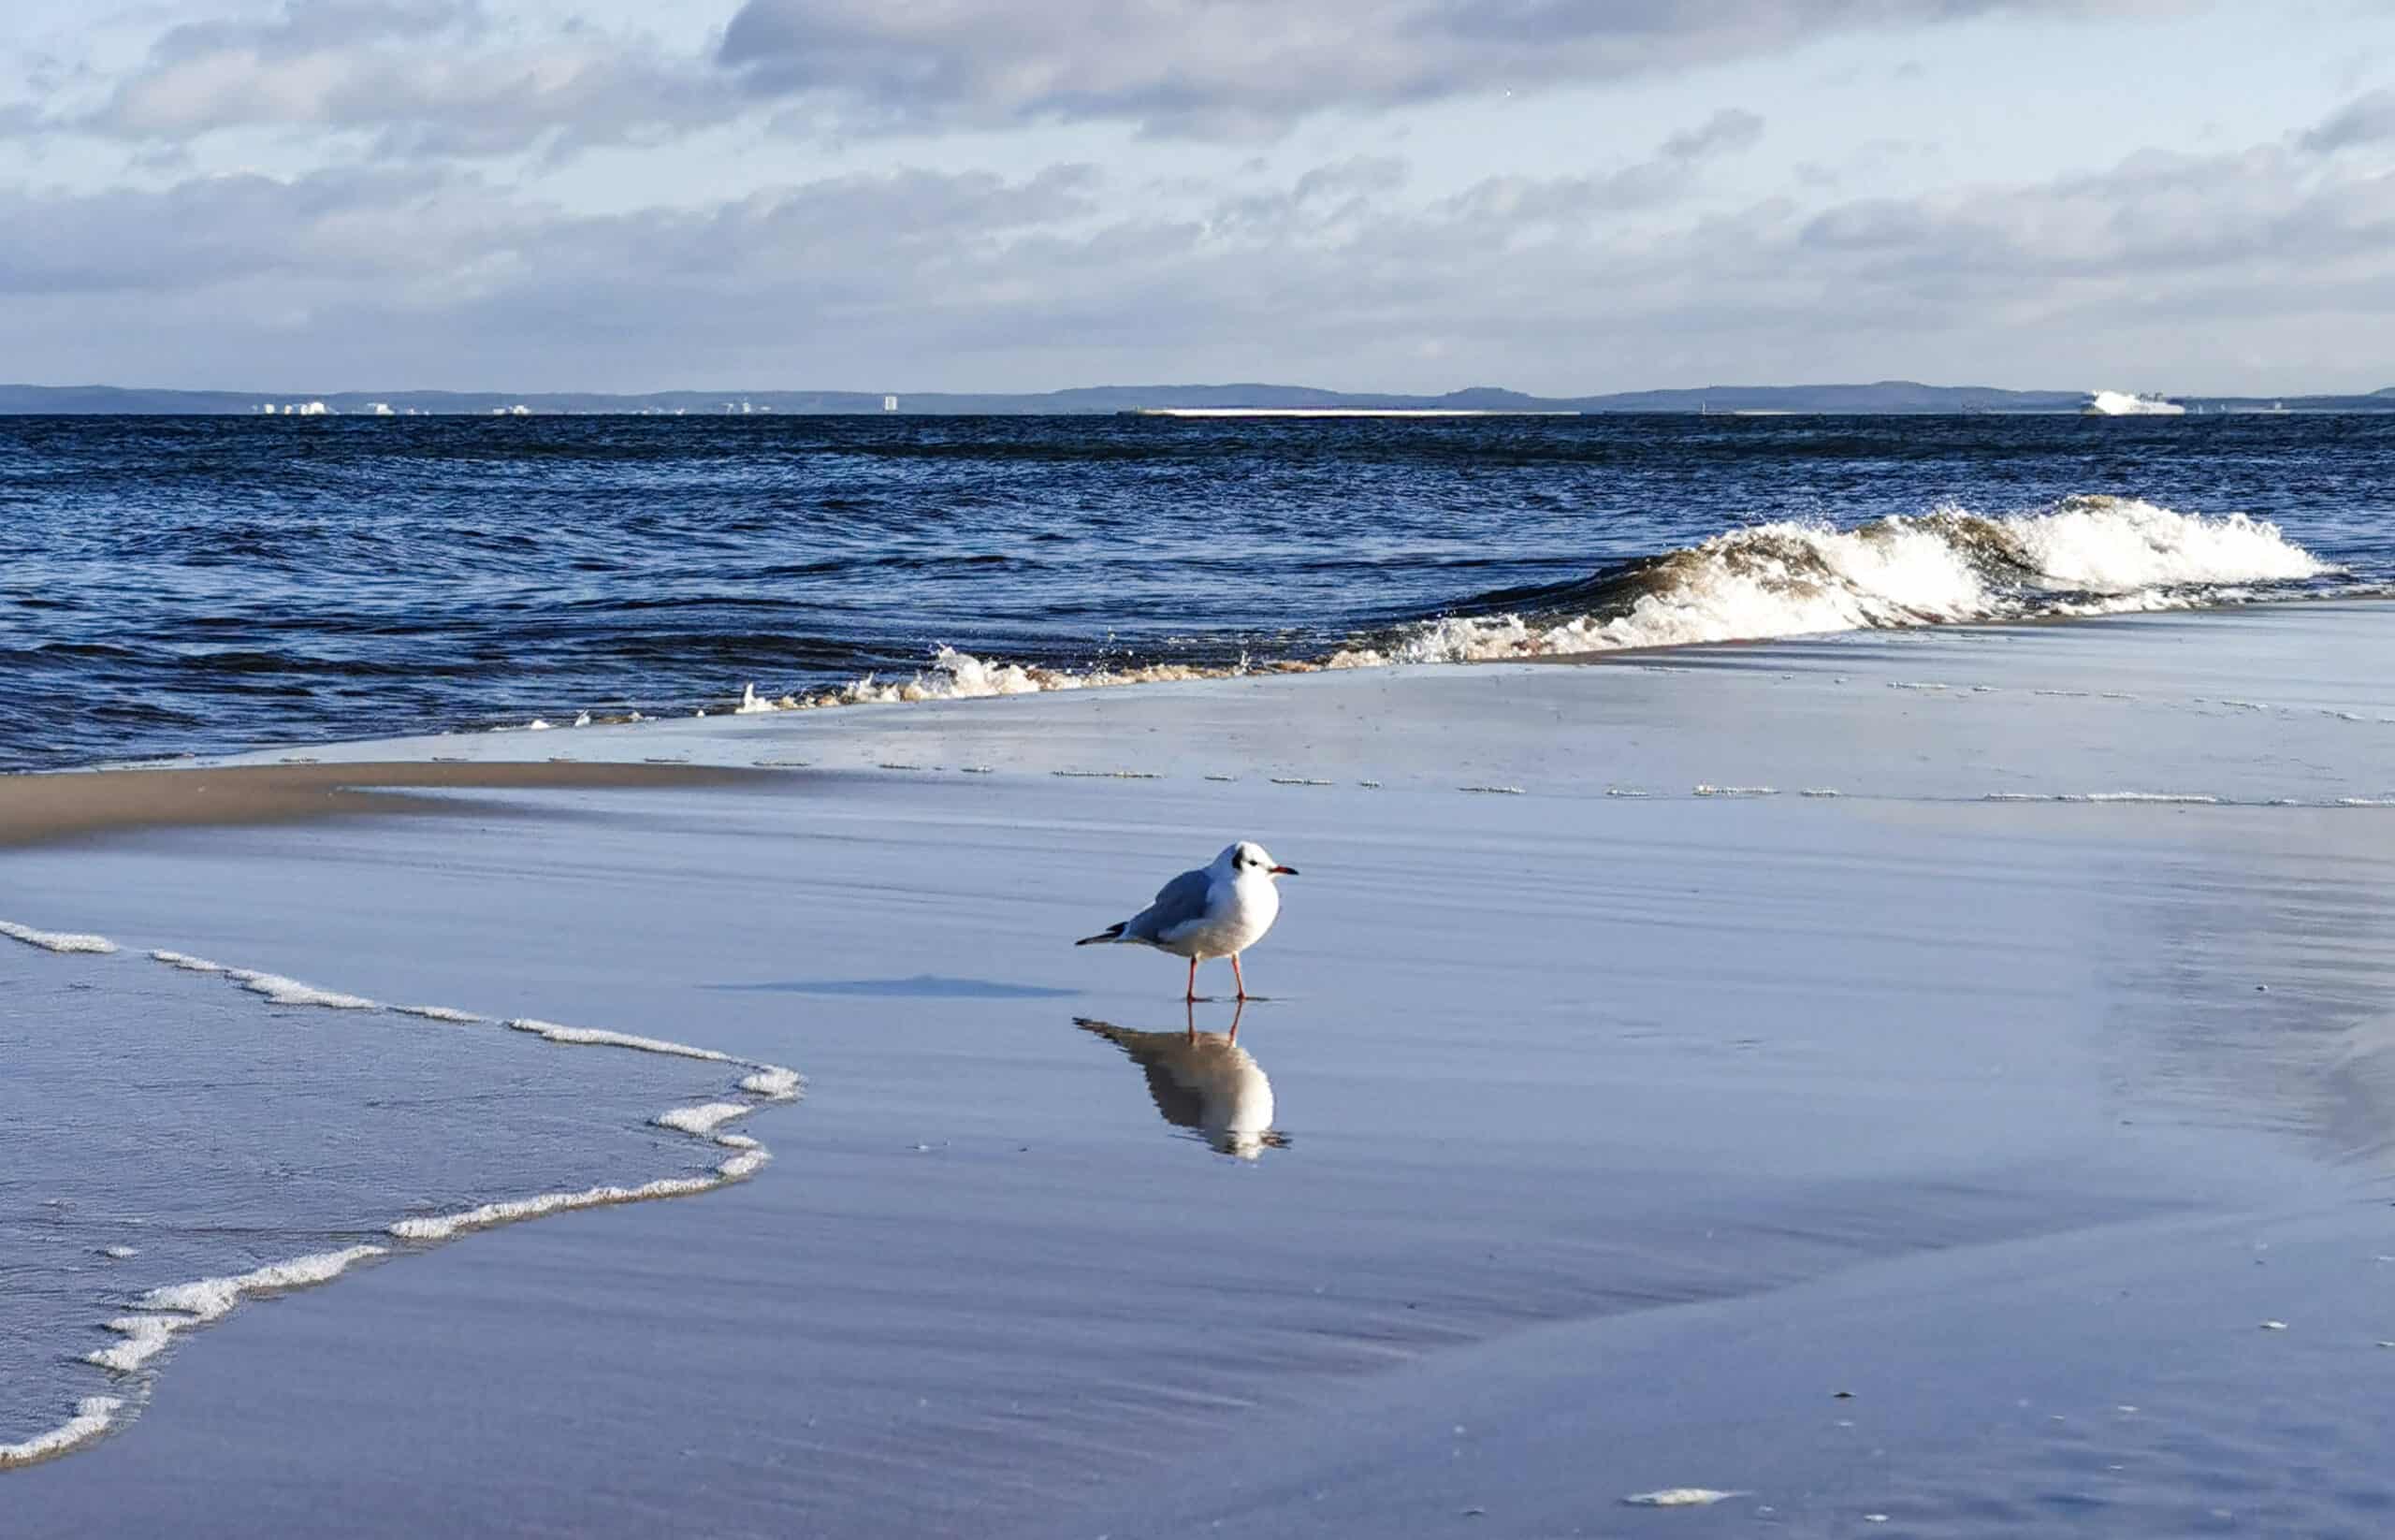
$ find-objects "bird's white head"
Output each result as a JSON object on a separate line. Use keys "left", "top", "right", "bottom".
{"left": 1218, "top": 840, "right": 1299, "bottom": 879}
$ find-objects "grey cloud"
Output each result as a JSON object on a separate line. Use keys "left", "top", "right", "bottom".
{"left": 1661, "top": 108, "right": 1765, "bottom": 161}
{"left": 1802, "top": 197, "right": 1945, "bottom": 251}
{"left": 2301, "top": 89, "right": 2395, "bottom": 153}
{"left": 718, "top": 0, "right": 2138, "bottom": 138}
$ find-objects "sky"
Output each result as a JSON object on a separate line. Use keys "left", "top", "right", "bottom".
{"left": 3, "top": 0, "right": 2393, "bottom": 395}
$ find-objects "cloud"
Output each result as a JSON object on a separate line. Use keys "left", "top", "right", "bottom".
{"left": 717, "top": 0, "right": 2136, "bottom": 138}
{"left": 1440, "top": 109, "right": 1768, "bottom": 225}
{"left": 1661, "top": 108, "right": 1765, "bottom": 162}
{"left": 0, "top": 110, "right": 2388, "bottom": 394}
{"left": 2300, "top": 88, "right": 2395, "bottom": 153}
{"left": 59, "top": 0, "right": 729, "bottom": 157}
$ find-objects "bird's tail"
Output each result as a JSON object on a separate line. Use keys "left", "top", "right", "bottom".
{"left": 1075, "top": 923, "right": 1126, "bottom": 947}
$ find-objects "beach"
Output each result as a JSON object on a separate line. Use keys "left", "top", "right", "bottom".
{"left": 6, "top": 601, "right": 2392, "bottom": 1535}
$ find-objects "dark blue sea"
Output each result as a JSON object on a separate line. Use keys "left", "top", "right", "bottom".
{"left": 4, "top": 414, "right": 2389, "bottom": 772}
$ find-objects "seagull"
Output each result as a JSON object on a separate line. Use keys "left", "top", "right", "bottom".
{"left": 1076, "top": 840, "right": 1298, "bottom": 1001}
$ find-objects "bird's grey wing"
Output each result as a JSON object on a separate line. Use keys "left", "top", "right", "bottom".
{"left": 1122, "top": 867, "right": 1212, "bottom": 942}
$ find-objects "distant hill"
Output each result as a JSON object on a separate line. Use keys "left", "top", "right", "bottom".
{"left": 2, "top": 379, "right": 2389, "bottom": 415}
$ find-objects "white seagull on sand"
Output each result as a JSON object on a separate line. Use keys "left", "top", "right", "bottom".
{"left": 1076, "top": 841, "right": 1298, "bottom": 1001}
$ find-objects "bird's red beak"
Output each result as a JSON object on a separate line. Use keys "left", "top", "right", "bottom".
{"left": 1270, "top": 864, "right": 1299, "bottom": 876}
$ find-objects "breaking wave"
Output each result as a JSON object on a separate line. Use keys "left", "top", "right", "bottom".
{"left": 1331, "top": 497, "right": 2333, "bottom": 665}
{"left": 704, "top": 496, "right": 2338, "bottom": 719}
{"left": 718, "top": 649, "right": 1311, "bottom": 718}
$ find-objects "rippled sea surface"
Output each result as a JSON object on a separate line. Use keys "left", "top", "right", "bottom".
{"left": 4, "top": 414, "right": 2390, "bottom": 770}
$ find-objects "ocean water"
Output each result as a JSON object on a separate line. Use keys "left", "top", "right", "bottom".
{"left": 3, "top": 414, "right": 2389, "bottom": 772}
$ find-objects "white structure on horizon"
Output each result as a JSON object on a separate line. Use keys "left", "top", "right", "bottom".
{"left": 883, "top": 395, "right": 899, "bottom": 412}
{"left": 2083, "top": 389, "right": 2186, "bottom": 416}
{"left": 490, "top": 403, "right": 531, "bottom": 415}
{"left": 261, "top": 400, "right": 331, "bottom": 415}
{"left": 367, "top": 401, "right": 395, "bottom": 416}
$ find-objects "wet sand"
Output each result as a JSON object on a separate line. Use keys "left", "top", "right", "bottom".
{"left": 6, "top": 604, "right": 2394, "bottom": 1535}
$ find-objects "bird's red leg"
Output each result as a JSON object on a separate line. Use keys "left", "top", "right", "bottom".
{"left": 1185, "top": 955, "right": 1198, "bottom": 1003}
{"left": 1231, "top": 953, "right": 1248, "bottom": 1001}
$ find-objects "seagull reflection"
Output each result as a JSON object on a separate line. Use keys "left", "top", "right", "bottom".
{"left": 1074, "top": 1002, "right": 1287, "bottom": 1160}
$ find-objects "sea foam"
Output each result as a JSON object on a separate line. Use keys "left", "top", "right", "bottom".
{"left": 81, "top": 1247, "right": 390, "bottom": 1381}
{"left": 229, "top": 970, "right": 379, "bottom": 1010}
{"left": 0, "top": 921, "right": 119, "bottom": 954}
{"left": 655, "top": 1101, "right": 753, "bottom": 1137}
{"left": 139, "top": 1245, "right": 388, "bottom": 1324}
{"left": 392, "top": 1004, "right": 485, "bottom": 1023}
{"left": 697, "top": 498, "right": 2331, "bottom": 719}
{"left": 741, "top": 1066, "right": 804, "bottom": 1099}
{"left": 151, "top": 950, "right": 225, "bottom": 972}
{"left": 0, "top": 1397, "right": 123, "bottom": 1469}
{"left": 1329, "top": 497, "right": 2330, "bottom": 666}
{"left": 31, "top": 940, "right": 799, "bottom": 1470}
{"left": 390, "top": 1176, "right": 725, "bottom": 1241}
{"left": 506, "top": 1018, "right": 733, "bottom": 1061}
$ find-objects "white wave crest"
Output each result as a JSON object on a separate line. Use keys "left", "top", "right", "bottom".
{"left": 1332, "top": 497, "right": 2330, "bottom": 665}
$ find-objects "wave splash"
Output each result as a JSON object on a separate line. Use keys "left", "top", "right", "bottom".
{"left": 1330, "top": 497, "right": 2330, "bottom": 665}
{"left": 696, "top": 497, "right": 2333, "bottom": 721}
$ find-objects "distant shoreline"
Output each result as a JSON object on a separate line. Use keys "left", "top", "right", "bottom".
{"left": 5, "top": 380, "right": 2390, "bottom": 416}
{"left": 1133, "top": 407, "right": 1582, "bottom": 418}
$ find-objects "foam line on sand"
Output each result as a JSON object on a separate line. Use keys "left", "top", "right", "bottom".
{"left": 0, "top": 921, "right": 119, "bottom": 954}
{"left": 506, "top": 1018, "right": 733, "bottom": 1061}
{"left": 80, "top": 1247, "right": 389, "bottom": 1388}
{"left": 32, "top": 938, "right": 802, "bottom": 1470}
{"left": 228, "top": 970, "right": 380, "bottom": 1010}
{"left": 0, "top": 1398, "right": 125, "bottom": 1471}
{"left": 390, "top": 1177, "right": 726, "bottom": 1242}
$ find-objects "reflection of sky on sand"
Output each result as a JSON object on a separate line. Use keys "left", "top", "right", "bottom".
{"left": 1076, "top": 1005, "right": 1285, "bottom": 1159}
{"left": 2083, "top": 808, "right": 2395, "bottom": 1174}
{"left": 706, "top": 974, "right": 1079, "bottom": 1000}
